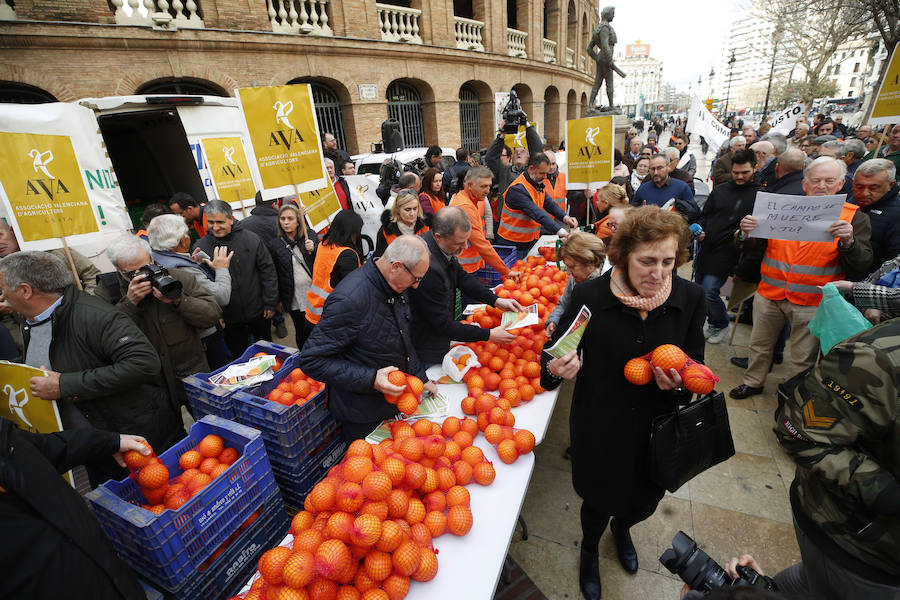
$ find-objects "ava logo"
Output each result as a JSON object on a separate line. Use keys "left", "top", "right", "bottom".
{"left": 28, "top": 149, "right": 55, "bottom": 179}
{"left": 356, "top": 184, "right": 369, "bottom": 195}
{"left": 578, "top": 126, "right": 604, "bottom": 159}
{"left": 25, "top": 148, "right": 70, "bottom": 199}
{"left": 273, "top": 101, "right": 295, "bottom": 129}
{"left": 220, "top": 146, "right": 245, "bottom": 178}
{"left": 585, "top": 126, "right": 602, "bottom": 146}
{"left": 5, "top": 383, "right": 32, "bottom": 429}
{"left": 513, "top": 130, "right": 526, "bottom": 146}
{"left": 269, "top": 100, "right": 305, "bottom": 149}
{"left": 222, "top": 146, "right": 237, "bottom": 166}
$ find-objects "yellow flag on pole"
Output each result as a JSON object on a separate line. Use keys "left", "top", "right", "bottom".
{"left": 564, "top": 115, "right": 614, "bottom": 189}
{"left": 201, "top": 137, "right": 258, "bottom": 205}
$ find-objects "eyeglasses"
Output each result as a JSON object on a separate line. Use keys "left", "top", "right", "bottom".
{"left": 399, "top": 262, "right": 424, "bottom": 284}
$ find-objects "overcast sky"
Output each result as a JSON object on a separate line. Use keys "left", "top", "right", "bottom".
{"left": 608, "top": 0, "right": 747, "bottom": 91}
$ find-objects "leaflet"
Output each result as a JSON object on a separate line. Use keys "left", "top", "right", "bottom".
{"left": 501, "top": 304, "right": 540, "bottom": 330}
{"left": 543, "top": 305, "right": 592, "bottom": 359}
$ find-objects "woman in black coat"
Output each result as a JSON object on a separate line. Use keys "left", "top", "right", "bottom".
{"left": 266, "top": 204, "right": 317, "bottom": 349}
{"left": 541, "top": 206, "right": 706, "bottom": 600}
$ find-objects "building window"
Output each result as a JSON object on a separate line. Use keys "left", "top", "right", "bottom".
{"left": 507, "top": 0, "right": 517, "bottom": 29}
{"left": 305, "top": 81, "right": 347, "bottom": 153}
{"left": 136, "top": 78, "right": 228, "bottom": 96}
{"left": 0, "top": 82, "right": 57, "bottom": 104}
{"left": 854, "top": 62, "right": 860, "bottom": 73}
{"left": 387, "top": 81, "right": 425, "bottom": 148}
{"left": 458, "top": 84, "right": 480, "bottom": 152}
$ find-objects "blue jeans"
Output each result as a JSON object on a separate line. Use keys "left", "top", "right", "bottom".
{"left": 697, "top": 273, "right": 729, "bottom": 329}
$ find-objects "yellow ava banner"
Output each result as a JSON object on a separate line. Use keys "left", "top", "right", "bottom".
{"left": 504, "top": 122, "right": 537, "bottom": 150}
{"left": 871, "top": 45, "right": 900, "bottom": 125}
{"left": 297, "top": 178, "right": 342, "bottom": 232}
{"left": 565, "top": 115, "right": 614, "bottom": 188}
{"left": 0, "top": 132, "right": 98, "bottom": 242}
{"left": 237, "top": 84, "right": 326, "bottom": 193}
{"left": 201, "top": 137, "right": 258, "bottom": 204}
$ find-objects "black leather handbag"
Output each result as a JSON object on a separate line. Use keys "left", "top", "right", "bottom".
{"left": 648, "top": 391, "right": 736, "bottom": 492}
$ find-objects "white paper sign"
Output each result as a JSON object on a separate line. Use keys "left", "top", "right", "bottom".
{"left": 344, "top": 174, "right": 388, "bottom": 256}
{"left": 770, "top": 103, "right": 806, "bottom": 135}
{"left": 749, "top": 192, "right": 845, "bottom": 242}
{"left": 686, "top": 98, "right": 730, "bottom": 156}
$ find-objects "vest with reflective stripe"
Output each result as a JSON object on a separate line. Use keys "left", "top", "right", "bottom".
{"left": 498, "top": 173, "right": 546, "bottom": 243}
{"left": 757, "top": 203, "right": 859, "bottom": 306}
{"left": 305, "top": 243, "right": 358, "bottom": 324}
{"left": 452, "top": 189, "right": 486, "bottom": 273}
{"left": 381, "top": 222, "right": 429, "bottom": 248}
{"left": 546, "top": 172, "right": 567, "bottom": 213}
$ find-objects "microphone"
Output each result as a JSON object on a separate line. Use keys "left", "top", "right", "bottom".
{"left": 689, "top": 223, "right": 704, "bottom": 240}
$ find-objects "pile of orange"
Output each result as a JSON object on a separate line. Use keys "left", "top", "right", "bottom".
{"left": 266, "top": 367, "right": 324, "bottom": 407}
{"left": 231, "top": 415, "right": 521, "bottom": 600}
{"left": 382, "top": 371, "right": 425, "bottom": 416}
{"left": 624, "top": 344, "right": 719, "bottom": 394}
{"left": 124, "top": 434, "right": 242, "bottom": 515}
{"left": 537, "top": 245, "right": 557, "bottom": 261}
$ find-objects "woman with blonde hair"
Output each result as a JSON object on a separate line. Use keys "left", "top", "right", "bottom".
{"left": 541, "top": 206, "right": 705, "bottom": 599}
{"left": 545, "top": 231, "right": 607, "bottom": 336}
{"left": 592, "top": 183, "right": 629, "bottom": 243}
{"left": 374, "top": 190, "right": 430, "bottom": 258}
{"left": 266, "top": 203, "right": 318, "bottom": 348}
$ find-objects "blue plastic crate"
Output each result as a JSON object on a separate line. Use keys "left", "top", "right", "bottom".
{"left": 232, "top": 354, "right": 338, "bottom": 457}
{"left": 183, "top": 340, "right": 298, "bottom": 420}
{"left": 475, "top": 245, "right": 517, "bottom": 287}
{"left": 86, "top": 416, "right": 279, "bottom": 591}
{"left": 158, "top": 490, "right": 289, "bottom": 600}
{"left": 269, "top": 430, "right": 347, "bottom": 508}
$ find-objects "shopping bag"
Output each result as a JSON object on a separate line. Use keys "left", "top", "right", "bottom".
{"left": 808, "top": 283, "right": 872, "bottom": 355}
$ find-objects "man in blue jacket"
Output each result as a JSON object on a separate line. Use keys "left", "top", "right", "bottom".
{"left": 409, "top": 207, "right": 522, "bottom": 367}
{"left": 299, "top": 235, "right": 437, "bottom": 441}
{"left": 851, "top": 159, "right": 900, "bottom": 277}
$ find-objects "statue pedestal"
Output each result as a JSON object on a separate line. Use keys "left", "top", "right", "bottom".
{"left": 614, "top": 117, "right": 633, "bottom": 159}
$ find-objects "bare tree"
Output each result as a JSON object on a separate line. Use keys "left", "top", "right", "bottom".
{"left": 852, "top": 0, "right": 900, "bottom": 121}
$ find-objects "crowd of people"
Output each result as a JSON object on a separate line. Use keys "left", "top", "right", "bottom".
{"left": 0, "top": 109, "right": 898, "bottom": 600}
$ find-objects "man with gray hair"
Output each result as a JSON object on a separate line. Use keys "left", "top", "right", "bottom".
{"left": 194, "top": 200, "right": 278, "bottom": 357}
{"left": 299, "top": 235, "right": 438, "bottom": 441}
{"left": 840, "top": 138, "right": 867, "bottom": 182}
{"left": 729, "top": 157, "right": 873, "bottom": 399}
{"left": 0, "top": 251, "right": 184, "bottom": 486}
{"left": 713, "top": 135, "right": 747, "bottom": 186}
{"left": 852, "top": 159, "right": 900, "bottom": 275}
{"left": 409, "top": 207, "right": 523, "bottom": 366}
{"left": 106, "top": 235, "right": 221, "bottom": 411}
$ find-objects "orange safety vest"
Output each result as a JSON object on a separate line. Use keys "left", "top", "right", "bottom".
{"left": 190, "top": 211, "right": 208, "bottom": 238}
{"left": 451, "top": 190, "right": 487, "bottom": 273}
{"left": 498, "top": 173, "right": 548, "bottom": 243}
{"left": 546, "top": 172, "right": 567, "bottom": 214}
{"left": 757, "top": 203, "right": 858, "bottom": 306}
{"left": 305, "top": 244, "right": 359, "bottom": 324}
{"left": 381, "top": 222, "right": 429, "bottom": 248}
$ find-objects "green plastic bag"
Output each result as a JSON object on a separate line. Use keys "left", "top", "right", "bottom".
{"left": 808, "top": 283, "right": 872, "bottom": 355}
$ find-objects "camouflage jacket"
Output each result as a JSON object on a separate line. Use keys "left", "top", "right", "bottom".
{"left": 775, "top": 319, "right": 900, "bottom": 576}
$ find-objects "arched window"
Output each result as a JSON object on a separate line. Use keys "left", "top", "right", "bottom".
{"left": 387, "top": 81, "right": 424, "bottom": 148}
{"left": 0, "top": 82, "right": 57, "bottom": 104}
{"left": 458, "top": 84, "right": 480, "bottom": 152}
{"left": 289, "top": 79, "right": 348, "bottom": 152}
{"left": 136, "top": 78, "right": 228, "bottom": 96}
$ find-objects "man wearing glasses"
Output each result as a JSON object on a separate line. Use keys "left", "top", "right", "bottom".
{"left": 729, "top": 157, "right": 873, "bottom": 400}
{"left": 300, "top": 235, "right": 438, "bottom": 441}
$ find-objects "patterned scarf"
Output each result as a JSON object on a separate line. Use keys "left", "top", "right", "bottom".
{"left": 610, "top": 266, "right": 672, "bottom": 318}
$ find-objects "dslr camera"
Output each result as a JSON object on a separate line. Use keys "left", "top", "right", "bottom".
{"left": 501, "top": 90, "right": 529, "bottom": 134}
{"left": 660, "top": 532, "right": 778, "bottom": 594}
{"left": 136, "top": 263, "right": 182, "bottom": 301}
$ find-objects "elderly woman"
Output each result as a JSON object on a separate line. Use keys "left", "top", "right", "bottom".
{"left": 545, "top": 231, "right": 607, "bottom": 337}
{"left": 148, "top": 213, "right": 233, "bottom": 368}
{"left": 266, "top": 204, "right": 318, "bottom": 349}
{"left": 591, "top": 183, "right": 629, "bottom": 244}
{"left": 374, "top": 190, "right": 430, "bottom": 258}
{"left": 541, "top": 206, "right": 706, "bottom": 600}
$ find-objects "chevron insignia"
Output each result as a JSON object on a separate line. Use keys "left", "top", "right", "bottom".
{"left": 802, "top": 400, "right": 837, "bottom": 430}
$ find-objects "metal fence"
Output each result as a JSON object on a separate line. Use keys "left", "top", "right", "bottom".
{"left": 459, "top": 84, "right": 480, "bottom": 151}
{"left": 387, "top": 81, "right": 425, "bottom": 148}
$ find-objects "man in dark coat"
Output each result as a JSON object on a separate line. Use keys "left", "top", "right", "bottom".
{"left": 0, "top": 252, "right": 184, "bottom": 487}
{"left": 767, "top": 148, "right": 806, "bottom": 196}
{"left": 694, "top": 149, "right": 759, "bottom": 344}
{"left": 409, "top": 207, "right": 521, "bottom": 366}
{"left": 240, "top": 193, "right": 279, "bottom": 241}
{"left": 195, "top": 200, "right": 279, "bottom": 357}
{"left": 712, "top": 136, "right": 746, "bottom": 187}
{"left": 851, "top": 159, "right": 900, "bottom": 276}
{"left": 106, "top": 235, "right": 221, "bottom": 412}
{"left": 0, "top": 418, "right": 150, "bottom": 599}
{"left": 442, "top": 147, "right": 471, "bottom": 196}
{"left": 299, "top": 235, "right": 437, "bottom": 441}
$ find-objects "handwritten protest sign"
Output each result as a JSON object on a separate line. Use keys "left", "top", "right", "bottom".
{"left": 748, "top": 192, "right": 845, "bottom": 243}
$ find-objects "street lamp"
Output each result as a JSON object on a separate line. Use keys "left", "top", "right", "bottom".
{"left": 724, "top": 50, "right": 736, "bottom": 120}
{"left": 762, "top": 23, "right": 783, "bottom": 121}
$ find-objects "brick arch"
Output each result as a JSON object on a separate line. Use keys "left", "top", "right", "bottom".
{"left": 286, "top": 76, "right": 358, "bottom": 153}
{"left": 115, "top": 68, "right": 238, "bottom": 97}
{"left": 0, "top": 65, "right": 77, "bottom": 102}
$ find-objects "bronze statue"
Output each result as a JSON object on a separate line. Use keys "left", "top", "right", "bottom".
{"left": 587, "top": 6, "right": 625, "bottom": 112}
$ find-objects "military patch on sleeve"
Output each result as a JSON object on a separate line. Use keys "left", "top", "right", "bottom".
{"left": 781, "top": 417, "right": 814, "bottom": 443}
{"left": 821, "top": 378, "right": 864, "bottom": 411}
{"left": 802, "top": 399, "right": 838, "bottom": 430}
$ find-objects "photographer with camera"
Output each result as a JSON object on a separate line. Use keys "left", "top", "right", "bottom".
{"left": 486, "top": 91, "right": 543, "bottom": 198}
{"left": 107, "top": 235, "right": 222, "bottom": 413}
